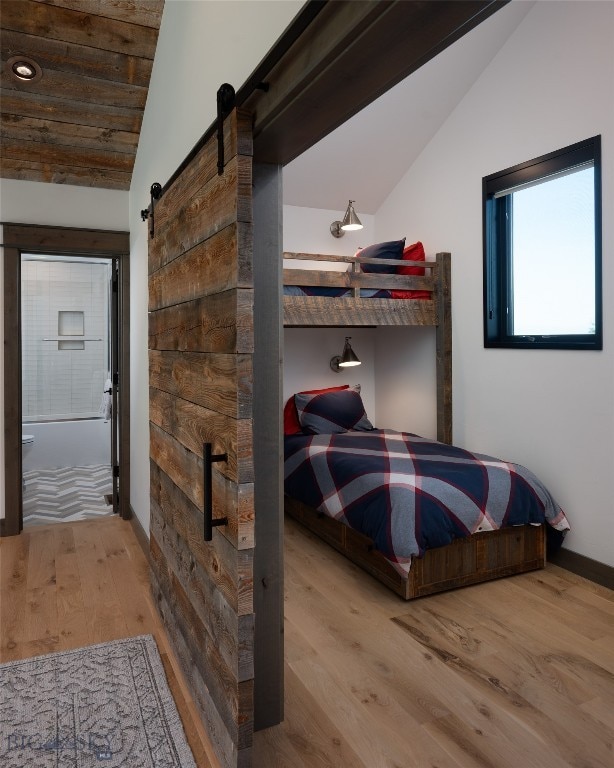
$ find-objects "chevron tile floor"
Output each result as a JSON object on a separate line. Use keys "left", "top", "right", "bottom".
{"left": 23, "top": 464, "right": 114, "bottom": 527}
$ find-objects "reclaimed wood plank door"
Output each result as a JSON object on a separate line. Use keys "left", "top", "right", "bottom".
{"left": 148, "top": 109, "right": 279, "bottom": 768}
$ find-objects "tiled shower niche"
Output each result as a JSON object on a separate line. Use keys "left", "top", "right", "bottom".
{"left": 57, "top": 310, "right": 85, "bottom": 350}
{"left": 22, "top": 258, "right": 111, "bottom": 421}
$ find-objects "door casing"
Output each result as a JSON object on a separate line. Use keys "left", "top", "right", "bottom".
{"left": 2, "top": 223, "right": 131, "bottom": 536}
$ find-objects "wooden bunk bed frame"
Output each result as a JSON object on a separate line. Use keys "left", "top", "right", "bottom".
{"left": 283, "top": 250, "right": 546, "bottom": 599}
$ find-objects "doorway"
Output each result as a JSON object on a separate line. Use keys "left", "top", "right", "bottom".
{"left": 2, "top": 224, "right": 130, "bottom": 537}
{"left": 21, "top": 254, "right": 119, "bottom": 526}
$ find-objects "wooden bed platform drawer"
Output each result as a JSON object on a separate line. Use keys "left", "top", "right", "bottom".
{"left": 285, "top": 496, "right": 546, "bottom": 600}
{"left": 410, "top": 524, "right": 545, "bottom": 599}
{"left": 286, "top": 495, "right": 347, "bottom": 549}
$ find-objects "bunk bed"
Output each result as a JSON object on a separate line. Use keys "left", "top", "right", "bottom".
{"left": 283, "top": 248, "right": 568, "bottom": 600}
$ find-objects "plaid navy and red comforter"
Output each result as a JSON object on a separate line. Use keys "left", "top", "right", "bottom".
{"left": 284, "top": 430, "right": 570, "bottom": 575}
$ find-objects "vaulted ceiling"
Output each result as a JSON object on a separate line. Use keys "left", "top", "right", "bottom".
{"left": 283, "top": 0, "right": 532, "bottom": 213}
{"left": 0, "top": 0, "right": 164, "bottom": 191}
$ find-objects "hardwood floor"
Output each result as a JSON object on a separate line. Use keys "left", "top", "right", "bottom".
{"left": 254, "top": 518, "right": 614, "bottom": 768}
{"left": 0, "top": 516, "right": 220, "bottom": 768}
{"left": 1, "top": 515, "right": 613, "bottom": 768}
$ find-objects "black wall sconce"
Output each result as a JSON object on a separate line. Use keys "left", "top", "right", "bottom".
{"left": 330, "top": 337, "right": 361, "bottom": 372}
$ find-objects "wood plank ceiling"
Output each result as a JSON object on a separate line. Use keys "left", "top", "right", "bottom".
{"left": 0, "top": 0, "right": 164, "bottom": 191}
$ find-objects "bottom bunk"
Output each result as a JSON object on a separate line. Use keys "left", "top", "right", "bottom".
{"left": 285, "top": 495, "right": 546, "bottom": 600}
{"left": 283, "top": 386, "right": 569, "bottom": 600}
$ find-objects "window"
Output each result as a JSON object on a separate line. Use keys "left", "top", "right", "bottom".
{"left": 483, "top": 136, "right": 602, "bottom": 350}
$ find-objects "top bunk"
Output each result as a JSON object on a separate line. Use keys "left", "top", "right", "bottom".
{"left": 283, "top": 250, "right": 451, "bottom": 327}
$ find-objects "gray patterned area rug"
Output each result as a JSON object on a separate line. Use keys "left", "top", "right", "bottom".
{"left": 0, "top": 635, "right": 197, "bottom": 768}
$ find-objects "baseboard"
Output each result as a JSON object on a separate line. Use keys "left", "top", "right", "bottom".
{"left": 549, "top": 548, "right": 614, "bottom": 590}
{"left": 128, "top": 505, "right": 150, "bottom": 563}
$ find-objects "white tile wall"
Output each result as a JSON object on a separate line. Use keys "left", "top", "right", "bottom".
{"left": 21, "top": 259, "right": 111, "bottom": 421}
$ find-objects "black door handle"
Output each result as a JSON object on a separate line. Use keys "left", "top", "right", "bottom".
{"left": 203, "top": 442, "right": 228, "bottom": 541}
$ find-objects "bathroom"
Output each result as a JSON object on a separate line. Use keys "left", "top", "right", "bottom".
{"left": 21, "top": 254, "right": 115, "bottom": 525}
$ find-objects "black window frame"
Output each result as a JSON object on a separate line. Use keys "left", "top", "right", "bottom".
{"left": 483, "top": 135, "right": 602, "bottom": 350}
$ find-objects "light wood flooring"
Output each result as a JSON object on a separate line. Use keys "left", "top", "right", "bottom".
{"left": 0, "top": 516, "right": 220, "bottom": 768}
{"left": 260, "top": 519, "right": 614, "bottom": 768}
{"left": 1, "top": 515, "right": 613, "bottom": 768}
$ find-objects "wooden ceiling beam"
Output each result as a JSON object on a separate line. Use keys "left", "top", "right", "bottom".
{"left": 1, "top": 0, "right": 160, "bottom": 58}
{"left": 0, "top": 0, "right": 162, "bottom": 189}
{"left": 1, "top": 65, "right": 148, "bottom": 109}
{"left": 29, "top": 0, "right": 165, "bottom": 30}
{"left": 2, "top": 138, "right": 135, "bottom": 172}
{"left": 161, "top": 0, "right": 507, "bottom": 196}
{"left": 0, "top": 157, "right": 132, "bottom": 190}
{"left": 1, "top": 29, "right": 154, "bottom": 86}
{"left": 1, "top": 114, "right": 138, "bottom": 154}
{"left": 0, "top": 89, "right": 143, "bottom": 132}
{"left": 240, "top": 0, "right": 508, "bottom": 166}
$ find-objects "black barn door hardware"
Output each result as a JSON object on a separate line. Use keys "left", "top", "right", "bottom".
{"left": 217, "top": 83, "right": 236, "bottom": 175}
{"left": 203, "top": 442, "right": 228, "bottom": 541}
{"left": 141, "top": 182, "right": 162, "bottom": 238}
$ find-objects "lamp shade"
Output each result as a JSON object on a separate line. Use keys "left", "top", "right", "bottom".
{"left": 330, "top": 336, "right": 361, "bottom": 372}
{"left": 341, "top": 200, "right": 363, "bottom": 231}
{"left": 339, "top": 337, "right": 361, "bottom": 367}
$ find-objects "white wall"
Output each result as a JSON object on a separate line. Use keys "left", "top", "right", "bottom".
{"left": 282, "top": 204, "right": 378, "bottom": 418}
{"left": 375, "top": 325, "right": 437, "bottom": 437}
{"left": 129, "top": 0, "right": 304, "bottom": 535}
{"left": 374, "top": 1, "right": 614, "bottom": 566}
{"left": 0, "top": 179, "right": 129, "bottom": 230}
{"left": 283, "top": 204, "right": 375, "bottom": 263}
{"left": 0, "top": 179, "right": 128, "bottom": 520}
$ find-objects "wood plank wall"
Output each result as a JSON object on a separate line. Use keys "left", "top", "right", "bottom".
{"left": 148, "top": 110, "right": 255, "bottom": 768}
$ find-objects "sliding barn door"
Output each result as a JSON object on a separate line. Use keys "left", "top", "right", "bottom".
{"left": 148, "top": 109, "right": 266, "bottom": 768}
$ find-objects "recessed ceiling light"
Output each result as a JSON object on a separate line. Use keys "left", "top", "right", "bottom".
{"left": 13, "top": 61, "right": 36, "bottom": 79}
{"left": 7, "top": 54, "right": 42, "bottom": 83}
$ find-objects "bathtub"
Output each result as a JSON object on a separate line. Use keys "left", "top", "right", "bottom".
{"left": 22, "top": 418, "right": 112, "bottom": 471}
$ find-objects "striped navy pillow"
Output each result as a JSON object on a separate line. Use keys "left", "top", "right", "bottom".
{"left": 295, "top": 385, "right": 374, "bottom": 434}
{"left": 357, "top": 238, "right": 405, "bottom": 274}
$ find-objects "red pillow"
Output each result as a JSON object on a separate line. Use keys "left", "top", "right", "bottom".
{"left": 390, "top": 241, "right": 431, "bottom": 300}
{"left": 283, "top": 385, "right": 350, "bottom": 434}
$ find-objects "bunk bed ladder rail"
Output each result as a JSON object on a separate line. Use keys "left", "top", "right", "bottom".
{"left": 434, "top": 252, "right": 452, "bottom": 445}
{"left": 282, "top": 251, "right": 436, "bottom": 295}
